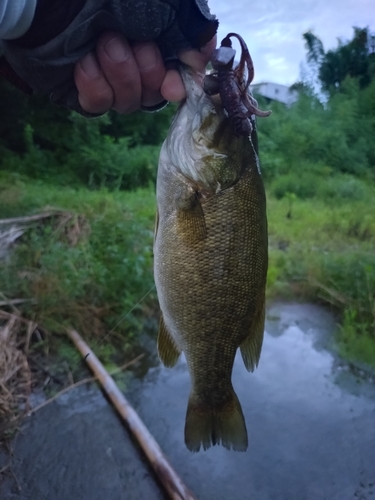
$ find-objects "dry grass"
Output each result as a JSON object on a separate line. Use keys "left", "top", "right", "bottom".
{"left": 0, "top": 202, "right": 155, "bottom": 440}
{"left": 0, "top": 311, "right": 32, "bottom": 436}
{"left": 0, "top": 209, "right": 98, "bottom": 437}
{"left": 0, "top": 208, "right": 88, "bottom": 439}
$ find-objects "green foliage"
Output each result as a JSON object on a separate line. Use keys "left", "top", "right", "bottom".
{"left": 257, "top": 77, "right": 375, "bottom": 183}
{"left": 302, "top": 27, "right": 374, "bottom": 94}
{"left": 8, "top": 172, "right": 372, "bottom": 369}
{"left": 271, "top": 172, "right": 323, "bottom": 199}
{"left": 316, "top": 250, "right": 375, "bottom": 367}
{"left": 303, "top": 31, "right": 324, "bottom": 65}
{"left": 0, "top": 174, "right": 157, "bottom": 359}
{"left": 320, "top": 27, "right": 374, "bottom": 92}
{"left": 271, "top": 171, "right": 372, "bottom": 203}
{"left": 76, "top": 135, "right": 158, "bottom": 189}
{"left": 58, "top": 342, "right": 82, "bottom": 370}
{"left": 338, "top": 309, "right": 375, "bottom": 367}
{"left": 322, "top": 174, "right": 370, "bottom": 202}
{"left": 1, "top": 25, "right": 374, "bottom": 370}
{"left": 267, "top": 193, "right": 375, "bottom": 367}
{"left": 104, "top": 104, "right": 177, "bottom": 145}
{"left": 0, "top": 80, "right": 175, "bottom": 190}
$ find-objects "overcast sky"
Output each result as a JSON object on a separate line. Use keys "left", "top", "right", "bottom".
{"left": 208, "top": 0, "right": 373, "bottom": 86}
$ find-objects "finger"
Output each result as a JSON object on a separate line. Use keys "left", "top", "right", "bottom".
{"left": 160, "top": 69, "right": 186, "bottom": 102}
{"left": 178, "top": 36, "right": 217, "bottom": 73}
{"left": 161, "top": 36, "right": 217, "bottom": 102}
{"left": 96, "top": 33, "right": 142, "bottom": 114}
{"left": 75, "top": 52, "right": 114, "bottom": 114}
{"left": 132, "top": 42, "right": 166, "bottom": 108}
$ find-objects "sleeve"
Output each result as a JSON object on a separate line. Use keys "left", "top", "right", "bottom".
{"left": 0, "top": 0, "right": 37, "bottom": 39}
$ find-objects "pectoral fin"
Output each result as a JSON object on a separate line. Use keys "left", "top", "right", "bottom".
{"left": 240, "top": 299, "right": 265, "bottom": 372}
{"left": 173, "top": 177, "right": 207, "bottom": 243}
{"left": 157, "top": 314, "right": 181, "bottom": 367}
{"left": 177, "top": 198, "right": 207, "bottom": 242}
{"left": 153, "top": 210, "right": 159, "bottom": 245}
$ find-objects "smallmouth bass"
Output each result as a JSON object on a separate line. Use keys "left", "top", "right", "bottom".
{"left": 154, "top": 63, "right": 268, "bottom": 452}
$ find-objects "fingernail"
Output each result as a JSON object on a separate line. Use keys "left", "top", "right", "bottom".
{"left": 104, "top": 37, "right": 127, "bottom": 62}
{"left": 134, "top": 44, "right": 158, "bottom": 71}
{"left": 80, "top": 53, "right": 100, "bottom": 78}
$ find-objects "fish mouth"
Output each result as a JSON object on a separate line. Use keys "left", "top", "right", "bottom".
{"left": 178, "top": 66, "right": 222, "bottom": 142}
{"left": 179, "top": 65, "right": 205, "bottom": 89}
{"left": 179, "top": 66, "right": 208, "bottom": 109}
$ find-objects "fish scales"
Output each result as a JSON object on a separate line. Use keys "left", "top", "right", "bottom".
{"left": 154, "top": 68, "right": 268, "bottom": 452}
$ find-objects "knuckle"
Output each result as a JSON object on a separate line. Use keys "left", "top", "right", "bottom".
{"left": 133, "top": 42, "right": 161, "bottom": 73}
{"left": 79, "top": 85, "right": 114, "bottom": 113}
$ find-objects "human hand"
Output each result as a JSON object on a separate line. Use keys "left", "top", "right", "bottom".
{"left": 74, "top": 32, "right": 216, "bottom": 115}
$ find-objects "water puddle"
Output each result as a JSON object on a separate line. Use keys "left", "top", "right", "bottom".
{"left": 1, "top": 303, "right": 374, "bottom": 500}
{"left": 129, "top": 303, "right": 375, "bottom": 500}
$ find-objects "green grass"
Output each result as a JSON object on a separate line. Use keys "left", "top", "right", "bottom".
{"left": 0, "top": 171, "right": 157, "bottom": 365}
{"left": 1, "top": 171, "right": 374, "bottom": 369}
{"left": 267, "top": 190, "right": 375, "bottom": 367}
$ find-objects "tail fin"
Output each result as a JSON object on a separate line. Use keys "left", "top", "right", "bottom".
{"left": 184, "top": 389, "right": 248, "bottom": 452}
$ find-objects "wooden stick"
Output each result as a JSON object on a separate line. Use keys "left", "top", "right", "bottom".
{"left": 28, "top": 354, "right": 144, "bottom": 415}
{"left": 67, "top": 329, "right": 197, "bottom": 500}
{"left": 0, "top": 212, "right": 58, "bottom": 225}
{"left": 0, "top": 299, "right": 36, "bottom": 307}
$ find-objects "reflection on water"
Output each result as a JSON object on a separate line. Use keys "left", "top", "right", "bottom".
{"left": 1, "top": 303, "right": 374, "bottom": 500}
{"left": 129, "top": 303, "right": 375, "bottom": 500}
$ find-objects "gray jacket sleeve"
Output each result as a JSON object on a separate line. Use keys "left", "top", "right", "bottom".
{"left": 0, "top": 0, "right": 37, "bottom": 39}
{"left": 0, "top": 0, "right": 218, "bottom": 115}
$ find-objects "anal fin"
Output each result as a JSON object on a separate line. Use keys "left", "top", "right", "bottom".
{"left": 240, "top": 299, "right": 266, "bottom": 372}
{"left": 157, "top": 315, "right": 181, "bottom": 367}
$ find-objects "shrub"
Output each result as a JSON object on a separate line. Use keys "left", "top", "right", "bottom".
{"left": 321, "top": 175, "right": 370, "bottom": 202}
{"left": 271, "top": 172, "right": 325, "bottom": 199}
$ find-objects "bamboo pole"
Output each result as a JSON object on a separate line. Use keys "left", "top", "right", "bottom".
{"left": 67, "top": 329, "right": 197, "bottom": 500}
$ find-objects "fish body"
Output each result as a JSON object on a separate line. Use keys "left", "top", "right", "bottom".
{"left": 153, "top": 69, "right": 268, "bottom": 452}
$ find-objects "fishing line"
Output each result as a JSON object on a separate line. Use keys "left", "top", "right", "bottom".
{"left": 48, "top": 284, "right": 157, "bottom": 384}
{"left": 93, "top": 284, "right": 156, "bottom": 350}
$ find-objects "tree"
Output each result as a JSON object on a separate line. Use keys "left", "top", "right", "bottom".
{"left": 302, "top": 31, "right": 325, "bottom": 92}
{"left": 0, "top": 74, "right": 176, "bottom": 189}
{"left": 304, "top": 27, "right": 374, "bottom": 93}
{"left": 303, "top": 31, "right": 324, "bottom": 66}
